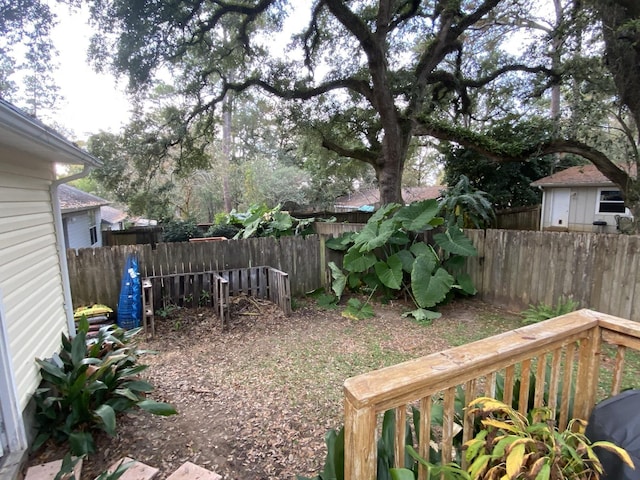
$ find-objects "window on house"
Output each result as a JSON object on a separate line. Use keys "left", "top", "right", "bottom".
{"left": 88, "top": 210, "right": 98, "bottom": 245}
{"left": 90, "top": 226, "right": 98, "bottom": 244}
{"left": 598, "top": 189, "right": 626, "bottom": 213}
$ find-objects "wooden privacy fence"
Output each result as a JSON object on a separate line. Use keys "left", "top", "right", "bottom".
{"left": 494, "top": 205, "right": 540, "bottom": 231}
{"left": 343, "top": 309, "right": 640, "bottom": 479}
{"left": 67, "top": 235, "right": 320, "bottom": 310}
{"left": 464, "top": 229, "right": 640, "bottom": 322}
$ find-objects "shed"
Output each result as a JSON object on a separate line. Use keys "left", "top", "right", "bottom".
{"left": 0, "top": 99, "right": 101, "bottom": 475}
{"left": 531, "top": 164, "right": 633, "bottom": 233}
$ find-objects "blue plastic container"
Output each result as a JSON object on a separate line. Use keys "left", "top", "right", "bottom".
{"left": 117, "top": 255, "right": 142, "bottom": 329}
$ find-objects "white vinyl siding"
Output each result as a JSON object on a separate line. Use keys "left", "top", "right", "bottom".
{"left": 0, "top": 148, "right": 68, "bottom": 410}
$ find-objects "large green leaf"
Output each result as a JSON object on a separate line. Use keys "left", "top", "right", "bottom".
{"left": 328, "top": 262, "right": 347, "bottom": 299}
{"left": 390, "top": 469, "right": 416, "bottom": 480}
{"left": 352, "top": 222, "right": 379, "bottom": 250}
{"left": 402, "top": 308, "right": 442, "bottom": 324}
{"left": 325, "top": 233, "right": 356, "bottom": 251}
{"left": 395, "top": 249, "right": 416, "bottom": 273}
{"left": 394, "top": 199, "right": 441, "bottom": 232}
{"left": 68, "top": 431, "right": 95, "bottom": 456}
{"left": 374, "top": 256, "right": 403, "bottom": 290}
{"left": 94, "top": 404, "right": 116, "bottom": 436}
{"left": 455, "top": 273, "right": 477, "bottom": 295}
{"left": 343, "top": 250, "right": 377, "bottom": 273}
{"left": 137, "top": 400, "right": 177, "bottom": 416}
{"left": 355, "top": 219, "right": 397, "bottom": 252}
{"left": 369, "top": 203, "right": 400, "bottom": 223}
{"left": 412, "top": 265, "right": 455, "bottom": 308}
{"left": 410, "top": 242, "right": 432, "bottom": 258}
{"left": 71, "top": 328, "right": 87, "bottom": 367}
{"left": 36, "top": 359, "right": 66, "bottom": 381}
{"left": 272, "top": 211, "right": 293, "bottom": 231}
{"left": 433, "top": 226, "right": 478, "bottom": 256}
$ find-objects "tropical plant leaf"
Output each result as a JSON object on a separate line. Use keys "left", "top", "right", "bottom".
{"left": 412, "top": 264, "right": 455, "bottom": 309}
{"left": 316, "top": 293, "right": 339, "bottom": 309}
{"left": 394, "top": 249, "right": 415, "bottom": 273}
{"left": 325, "top": 233, "right": 356, "bottom": 251}
{"left": 402, "top": 308, "right": 442, "bottom": 324}
{"left": 455, "top": 273, "right": 477, "bottom": 295}
{"left": 341, "top": 298, "right": 375, "bottom": 320}
{"left": 361, "top": 219, "right": 398, "bottom": 252}
{"left": 328, "top": 262, "right": 347, "bottom": 299}
{"left": 343, "top": 250, "right": 377, "bottom": 273}
{"left": 137, "top": 400, "right": 177, "bottom": 416}
{"left": 394, "top": 199, "right": 441, "bottom": 231}
{"left": 68, "top": 431, "right": 95, "bottom": 456}
{"left": 94, "top": 404, "right": 117, "bottom": 436}
{"left": 434, "top": 226, "right": 478, "bottom": 256}
{"left": 374, "top": 256, "right": 403, "bottom": 290}
{"left": 389, "top": 468, "right": 415, "bottom": 480}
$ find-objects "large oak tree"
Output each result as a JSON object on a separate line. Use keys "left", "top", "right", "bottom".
{"left": 85, "top": 0, "right": 640, "bottom": 216}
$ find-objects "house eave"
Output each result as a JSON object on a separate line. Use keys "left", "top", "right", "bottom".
{"left": 0, "top": 99, "right": 102, "bottom": 167}
{"left": 531, "top": 182, "right": 616, "bottom": 189}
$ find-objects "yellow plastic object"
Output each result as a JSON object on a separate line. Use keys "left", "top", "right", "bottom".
{"left": 73, "top": 304, "right": 113, "bottom": 319}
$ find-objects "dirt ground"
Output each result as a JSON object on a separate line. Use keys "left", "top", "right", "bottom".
{"left": 28, "top": 296, "right": 522, "bottom": 480}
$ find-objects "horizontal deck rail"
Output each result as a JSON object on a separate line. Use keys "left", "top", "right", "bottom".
{"left": 343, "top": 309, "right": 640, "bottom": 479}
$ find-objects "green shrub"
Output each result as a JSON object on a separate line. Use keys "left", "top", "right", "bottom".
{"left": 33, "top": 318, "right": 176, "bottom": 456}
{"left": 216, "top": 204, "right": 316, "bottom": 238}
{"left": 162, "top": 220, "right": 203, "bottom": 242}
{"left": 521, "top": 296, "right": 579, "bottom": 324}
{"left": 205, "top": 223, "right": 241, "bottom": 239}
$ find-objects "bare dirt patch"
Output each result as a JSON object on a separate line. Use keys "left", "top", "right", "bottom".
{"left": 28, "top": 297, "right": 522, "bottom": 479}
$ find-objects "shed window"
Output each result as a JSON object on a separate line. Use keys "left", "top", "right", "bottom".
{"left": 598, "top": 189, "right": 625, "bottom": 213}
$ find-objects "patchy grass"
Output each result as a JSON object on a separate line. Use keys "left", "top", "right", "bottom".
{"left": 437, "top": 310, "right": 524, "bottom": 347}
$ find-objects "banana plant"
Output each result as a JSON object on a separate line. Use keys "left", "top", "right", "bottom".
{"left": 326, "top": 200, "right": 478, "bottom": 322}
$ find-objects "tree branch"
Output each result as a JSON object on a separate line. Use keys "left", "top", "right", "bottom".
{"left": 320, "top": 137, "right": 378, "bottom": 164}
{"left": 415, "top": 121, "right": 634, "bottom": 192}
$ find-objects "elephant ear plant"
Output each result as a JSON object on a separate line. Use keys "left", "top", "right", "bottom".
{"left": 33, "top": 317, "right": 176, "bottom": 457}
{"left": 326, "top": 200, "right": 478, "bottom": 322}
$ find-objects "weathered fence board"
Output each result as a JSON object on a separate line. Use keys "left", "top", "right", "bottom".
{"left": 69, "top": 227, "right": 640, "bottom": 323}
{"left": 68, "top": 236, "right": 320, "bottom": 309}
{"left": 468, "top": 229, "right": 640, "bottom": 321}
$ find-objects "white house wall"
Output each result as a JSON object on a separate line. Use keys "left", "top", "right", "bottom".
{"left": 64, "top": 209, "right": 102, "bottom": 249}
{"left": 541, "top": 186, "right": 620, "bottom": 233}
{"left": 0, "top": 148, "right": 69, "bottom": 410}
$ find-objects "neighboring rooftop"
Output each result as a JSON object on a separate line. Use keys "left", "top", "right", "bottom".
{"left": 531, "top": 164, "right": 633, "bottom": 187}
{"left": 335, "top": 185, "right": 446, "bottom": 210}
{"left": 58, "top": 184, "right": 110, "bottom": 212}
{"left": 101, "top": 205, "right": 128, "bottom": 224}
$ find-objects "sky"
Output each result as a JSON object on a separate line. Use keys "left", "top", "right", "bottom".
{"left": 50, "top": 4, "right": 132, "bottom": 139}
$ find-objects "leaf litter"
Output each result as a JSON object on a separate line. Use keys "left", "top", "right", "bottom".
{"left": 28, "top": 297, "right": 520, "bottom": 479}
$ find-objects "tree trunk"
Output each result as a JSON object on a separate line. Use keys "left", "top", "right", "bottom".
{"left": 375, "top": 131, "right": 410, "bottom": 205}
{"left": 222, "top": 95, "right": 233, "bottom": 213}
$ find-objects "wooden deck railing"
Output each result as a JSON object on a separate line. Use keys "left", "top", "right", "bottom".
{"left": 343, "top": 309, "right": 640, "bottom": 479}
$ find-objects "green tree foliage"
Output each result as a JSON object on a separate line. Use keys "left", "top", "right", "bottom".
{"left": 441, "top": 121, "right": 582, "bottom": 210}
{"left": 84, "top": 0, "right": 567, "bottom": 206}
{"left": 0, "top": 0, "right": 65, "bottom": 122}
